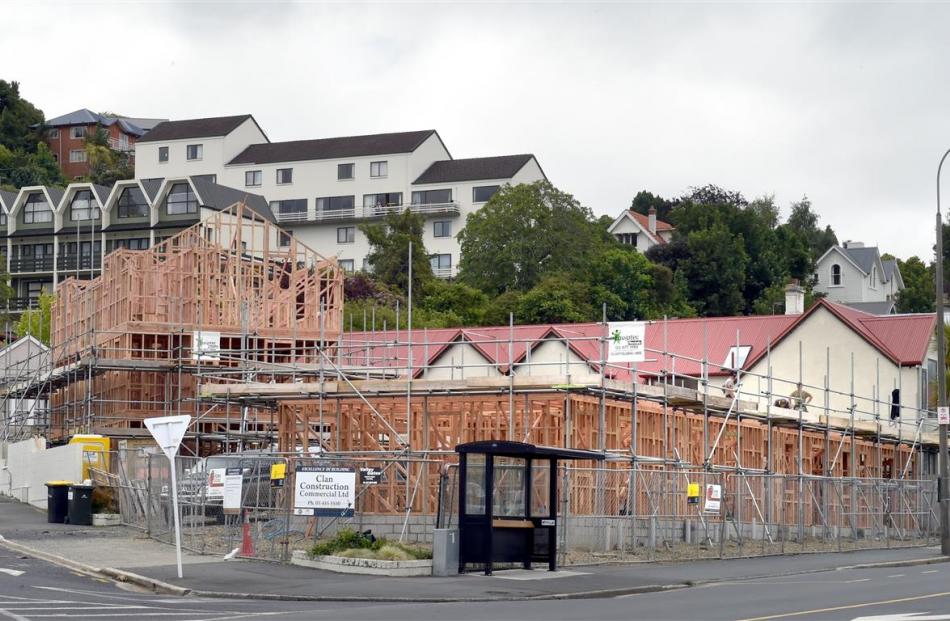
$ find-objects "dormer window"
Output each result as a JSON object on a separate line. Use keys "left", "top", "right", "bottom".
{"left": 116, "top": 187, "right": 149, "bottom": 218}
{"left": 69, "top": 190, "right": 99, "bottom": 221}
{"left": 165, "top": 183, "right": 198, "bottom": 215}
{"left": 831, "top": 264, "right": 842, "bottom": 286}
{"left": 22, "top": 193, "right": 52, "bottom": 224}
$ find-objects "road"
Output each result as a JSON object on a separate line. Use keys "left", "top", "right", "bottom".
{"left": 0, "top": 544, "right": 947, "bottom": 620}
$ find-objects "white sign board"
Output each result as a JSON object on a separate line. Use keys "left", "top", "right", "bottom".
{"left": 939, "top": 407, "right": 950, "bottom": 425}
{"left": 703, "top": 484, "right": 722, "bottom": 515}
{"left": 293, "top": 466, "right": 356, "bottom": 517}
{"left": 144, "top": 415, "right": 191, "bottom": 460}
{"left": 607, "top": 322, "right": 646, "bottom": 363}
{"left": 192, "top": 331, "right": 221, "bottom": 361}
{"left": 206, "top": 468, "right": 226, "bottom": 500}
{"left": 223, "top": 467, "right": 243, "bottom": 515}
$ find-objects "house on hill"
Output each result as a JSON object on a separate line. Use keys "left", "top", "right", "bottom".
{"left": 812, "top": 241, "right": 904, "bottom": 314}
{"left": 607, "top": 207, "right": 674, "bottom": 253}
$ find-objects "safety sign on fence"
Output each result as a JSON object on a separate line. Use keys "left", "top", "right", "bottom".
{"left": 293, "top": 466, "right": 356, "bottom": 517}
{"left": 703, "top": 484, "right": 722, "bottom": 515}
{"left": 223, "top": 467, "right": 243, "bottom": 515}
{"left": 607, "top": 322, "right": 646, "bottom": 363}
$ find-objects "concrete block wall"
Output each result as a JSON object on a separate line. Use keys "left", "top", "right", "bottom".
{"left": 1, "top": 438, "right": 83, "bottom": 508}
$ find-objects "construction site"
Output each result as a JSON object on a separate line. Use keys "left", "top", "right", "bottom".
{"left": 0, "top": 201, "right": 941, "bottom": 564}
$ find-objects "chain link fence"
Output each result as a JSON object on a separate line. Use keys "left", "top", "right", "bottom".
{"left": 95, "top": 451, "right": 937, "bottom": 566}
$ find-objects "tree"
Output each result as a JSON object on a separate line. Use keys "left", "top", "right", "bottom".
{"left": 359, "top": 208, "right": 432, "bottom": 294}
{"left": 680, "top": 225, "right": 748, "bottom": 316}
{"left": 15, "top": 291, "right": 52, "bottom": 344}
{"left": 85, "top": 125, "right": 133, "bottom": 185}
{"left": 419, "top": 280, "right": 488, "bottom": 326}
{"left": 516, "top": 275, "right": 594, "bottom": 324}
{"left": 895, "top": 256, "right": 934, "bottom": 313}
{"left": 782, "top": 196, "right": 838, "bottom": 260}
{"left": 629, "top": 190, "right": 674, "bottom": 222}
{"left": 0, "top": 142, "right": 64, "bottom": 188}
{"left": 585, "top": 246, "right": 692, "bottom": 320}
{"left": 0, "top": 81, "right": 44, "bottom": 153}
{"left": 458, "top": 181, "right": 599, "bottom": 295}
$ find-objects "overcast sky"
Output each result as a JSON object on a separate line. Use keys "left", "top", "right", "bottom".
{"left": 3, "top": 1, "right": 948, "bottom": 260}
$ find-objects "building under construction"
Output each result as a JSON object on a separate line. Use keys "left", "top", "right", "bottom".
{"left": 0, "top": 201, "right": 941, "bottom": 552}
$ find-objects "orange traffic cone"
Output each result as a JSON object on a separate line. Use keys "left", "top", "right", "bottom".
{"left": 240, "top": 510, "right": 254, "bottom": 557}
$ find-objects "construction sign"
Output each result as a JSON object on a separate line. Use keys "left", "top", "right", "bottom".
{"left": 607, "top": 322, "right": 646, "bottom": 363}
{"left": 293, "top": 466, "right": 356, "bottom": 517}
{"left": 703, "top": 484, "right": 722, "bottom": 515}
{"left": 687, "top": 482, "right": 700, "bottom": 505}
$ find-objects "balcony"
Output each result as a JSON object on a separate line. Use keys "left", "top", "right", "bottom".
{"left": 57, "top": 256, "right": 102, "bottom": 271}
{"left": 9, "top": 257, "right": 54, "bottom": 273}
{"left": 432, "top": 266, "right": 457, "bottom": 279}
{"left": 275, "top": 203, "right": 461, "bottom": 224}
{"left": 5, "top": 297, "right": 41, "bottom": 312}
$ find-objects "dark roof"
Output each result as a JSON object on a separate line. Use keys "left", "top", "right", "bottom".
{"left": 455, "top": 440, "right": 605, "bottom": 461}
{"left": 413, "top": 154, "right": 535, "bottom": 184}
{"left": 882, "top": 259, "right": 899, "bottom": 282}
{"left": 44, "top": 109, "right": 148, "bottom": 137}
{"left": 153, "top": 220, "right": 199, "bottom": 230}
{"left": 845, "top": 301, "right": 897, "bottom": 315}
{"left": 13, "top": 228, "right": 54, "bottom": 237}
{"left": 841, "top": 246, "right": 880, "bottom": 276}
{"left": 44, "top": 187, "right": 65, "bottom": 206}
{"left": 140, "top": 179, "right": 163, "bottom": 202}
{"left": 0, "top": 190, "right": 16, "bottom": 209}
{"left": 103, "top": 221, "right": 152, "bottom": 232}
{"left": 190, "top": 176, "right": 274, "bottom": 223}
{"left": 227, "top": 130, "right": 437, "bottom": 165}
{"left": 92, "top": 184, "right": 114, "bottom": 205}
{"left": 138, "top": 115, "right": 254, "bottom": 143}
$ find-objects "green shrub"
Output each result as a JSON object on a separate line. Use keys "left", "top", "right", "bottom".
{"left": 309, "top": 528, "right": 432, "bottom": 560}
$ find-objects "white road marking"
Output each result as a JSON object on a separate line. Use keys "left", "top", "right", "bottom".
{"left": 922, "top": 570, "right": 940, "bottom": 574}
{"left": 888, "top": 574, "right": 906, "bottom": 578}
{"left": 0, "top": 570, "right": 23, "bottom": 577}
{"left": 0, "top": 609, "right": 29, "bottom": 621}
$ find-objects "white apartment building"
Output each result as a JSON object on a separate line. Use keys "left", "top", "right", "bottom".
{"left": 135, "top": 116, "right": 547, "bottom": 277}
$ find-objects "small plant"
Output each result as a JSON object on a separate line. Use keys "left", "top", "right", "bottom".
{"left": 91, "top": 487, "right": 116, "bottom": 514}
{"left": 309, "top": 528, "right": 432, "bottom": 560}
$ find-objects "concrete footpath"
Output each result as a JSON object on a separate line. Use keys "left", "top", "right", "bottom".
{"left": 0, "top": 497, "right": 946, "bottom": 602}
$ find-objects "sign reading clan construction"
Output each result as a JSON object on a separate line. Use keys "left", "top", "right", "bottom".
{"left": 293, "top": 466, "right": 356, "bottom": 517}
{"left": 607, "top": 322, "right": 646, "bottom": 363}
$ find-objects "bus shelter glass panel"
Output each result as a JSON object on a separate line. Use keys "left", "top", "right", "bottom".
{"left": 531, "top": 465, "right": 550, "bottom": 517}
{"left": 492, "top": 456, "right": 526, "bottom": 517}
{"left": 465, "top": 453, "right": 486, "bottom": 515}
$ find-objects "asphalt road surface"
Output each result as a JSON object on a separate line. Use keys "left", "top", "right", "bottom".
{"left": 0, "top": 544, "right": 948, "bottom": 620}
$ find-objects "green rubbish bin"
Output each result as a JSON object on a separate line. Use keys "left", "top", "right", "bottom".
{"left": 45, "top": 481, "right": 72, "bottom": 524}
{"left": 67, "top": 484, "right": 94, "bottom": 526}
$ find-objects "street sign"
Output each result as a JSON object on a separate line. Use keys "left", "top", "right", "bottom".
{"left": 144, "top": 415, "right": 191, "bottom": 460}
{"left": 293, "top": 466, "right": 356, "bottom": 517}
{"left": 223, "top": 467, "right": 243, "bottom": 515}
{"left": 607, "top": 322, "right": 646, "bottom": 363}
{"left": 939, "top": 406, "right": 949, "bottom": 425}
{"left": 143, "top": 415, "right": 192, "bottom": 579}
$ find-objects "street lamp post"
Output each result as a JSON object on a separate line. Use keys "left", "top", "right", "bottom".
{"left": 936, "top": 148, "right": 950, "bottom": 555}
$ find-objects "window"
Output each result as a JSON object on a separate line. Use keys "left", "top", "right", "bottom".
{"left": 158, "top": 146, "right": 169, "bottom": 163}
{"left": 69, "top": 149, "right": 87, "bottom": 163}
{"left": 617, "top": 233, "right": 638, "bottom": 246}
{"left": 48, "top": 128, "right": 59, "bottom": 139}
{"left": 870, "top": 265, "right": 878, "bottom": 289}
{"left": 337, "top": 226, "right": 355, "bottom": 244}
{"left": 723, "top": 345, "right": 752, "bottom": 370}
{"left": 339, "top": 259, "right": 355, "bottom": 273}
{"left": 278, "top": 232, "right": 291, "bottom": 247}
{"left": 69, "top": 190, "right": 99, "bottom": 221}
{"left": 70, "top": 126, "right": 86, "bottom": 139}
{"left": 412, "top": 189, "right": 452, "bottom": 205}
{"left": 276, "top": 168, "right": 293, "bottom": 184}
{"left": 370, "top": 161, "right": 388, "bottom": 178}
{"left": 337, "top": 163, "right": 354, "bottom": 180}
{"left": 363, "top": 193, "right": 403, "bottom": 210}
{"left": 464, "top": 454, "right": 486, "bottom": 515}
{"left": 492, "top": 457, "right": 527, "bottom": 518}
{"left": 165, "top": 183, "right": 198, "bottom": 215}
{"left": 433, "top": 221, "right": 451, "bottom": 238}
{"left": 111, "top": 238, "right": 149, "bottom": 251}
{"left": 26, "top": 281, "right": 48, "bottom": 301}
{"left": 22, "top": 193, "right": 52, "bottom": 224}
{"left": 118, "top": 134, "right": 129, "bottom": 150}
{"left": 831, "top": 264, "right": 842, "bottom": 286}
{"left": 186, "top": 144, "right": 203, "bottom": 160}
{"left": 316, "top": 195, "right": 355, "bottom": 214}
{"left": 473, "top": 185, "right": 500, "bottom": 203}
{"left": 430, "top": 253, "right": 452, "bottom": 272}
{"left": 245, "top": 170, "right": 262, "bottom": 187}
{"left": 116, "top": 187, "right": 149, "bottom": 218}
{"left": 0, "top": 212, "right": 6, "bottom": 226}
{"left": 269, "top": 199, "right": 307, "bottom": 218}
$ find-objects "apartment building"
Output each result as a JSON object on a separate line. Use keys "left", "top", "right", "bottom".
{"left": 135, "top": 115, "right": 546, "bottom": 276}
{"left": 43, "top": 109, "right": 165, "bottom": 179}
{"left": 0, "top": 177, "right": 270, "bottom": 310}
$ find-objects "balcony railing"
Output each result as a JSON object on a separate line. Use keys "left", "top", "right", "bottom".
{"left": 432, "top": 266, "right": 456, "bottom": 279}
{"left": 275, "top": 202, "right": 461, "bottom": 224}
{"left": 9, "top": 257, "right": 54, "bottom": 273}
{"left": 57, "top": 256, "right": 102, "bottom": 271}
{"left": 5, "top": 297, "right": 41, "bottom": 312}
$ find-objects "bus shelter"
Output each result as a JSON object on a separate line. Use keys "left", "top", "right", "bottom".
{"left": 456, "top": 440, "right": 604, "bottom": 575}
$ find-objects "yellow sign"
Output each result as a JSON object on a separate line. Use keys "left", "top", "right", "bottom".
{"left": 270, "top": 463, "right": 287, "bottom": 480}
{"left": 687, "top": 483, "right": 700, "bottom": 498}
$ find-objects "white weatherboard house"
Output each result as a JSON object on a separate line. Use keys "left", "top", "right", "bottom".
{"left": 135, "top": 115, "right": 546, "bottom": 277}
{"left": 607, "top": 207, "right": 674, "bottom": 253}
{"left": 812, "top": 241, "right": 904, "bottom": 315}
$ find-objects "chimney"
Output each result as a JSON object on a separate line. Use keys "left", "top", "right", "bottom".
{"left": 784, "top": 279, "right": 805, "bottom": 315}
{"left": 842, "top": 240, "right": 864, "bottom": 249}
{"left": 648, "top": 207, "right": 657, "bottom": 234}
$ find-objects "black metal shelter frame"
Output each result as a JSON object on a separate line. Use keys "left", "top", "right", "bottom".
{"left": 456, "top": 440, "right": 604, "bottom": 575}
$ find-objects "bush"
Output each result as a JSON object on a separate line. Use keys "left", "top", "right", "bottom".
{"left": 309, "top": 528, "right": 432, "bottom": 560}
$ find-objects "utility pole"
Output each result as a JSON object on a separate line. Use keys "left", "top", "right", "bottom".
{"left": 936, "top": 148, "right": 950, "bottom": 555}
